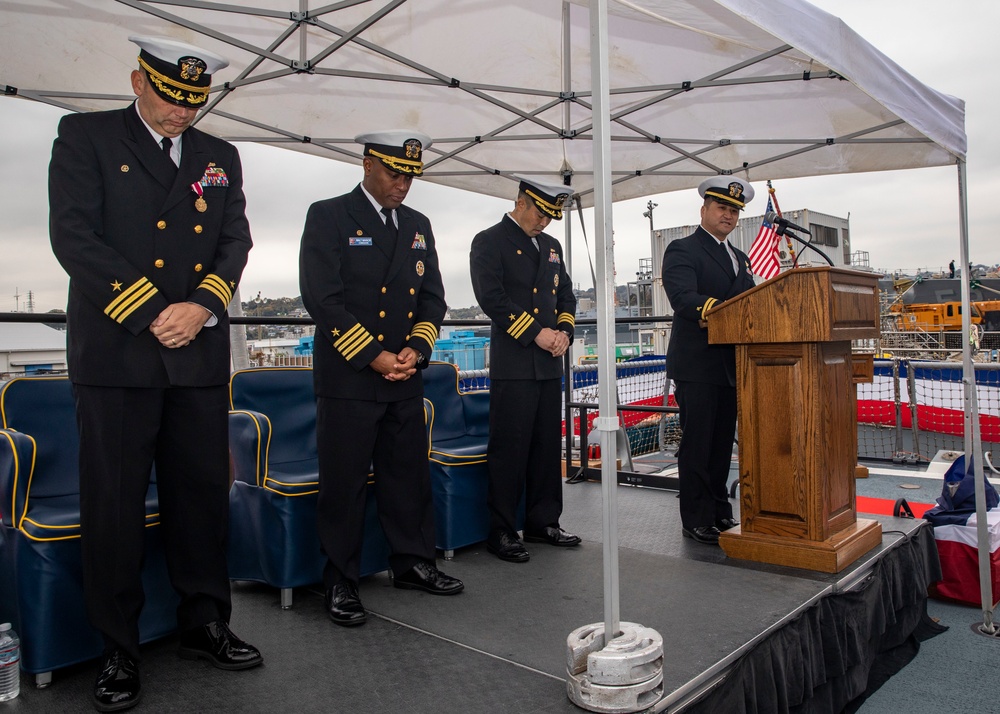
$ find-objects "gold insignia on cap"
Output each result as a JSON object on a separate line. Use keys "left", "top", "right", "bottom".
{"left": 728, "top": 182, "right": 743, "bottom": 199}
{"left": 404, "top": 139, "right": 422, "bottom": 160}
{"left": 179, "top": 57, "right": 206, "bottom": 81}
{"left": 416, "top": 260, "right": 425, "bottom": 276}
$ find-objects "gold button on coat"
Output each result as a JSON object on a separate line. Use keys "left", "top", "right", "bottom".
{"left": 377, "top": 334, "right": 384, "bottom": 342}
{"left": 154, "top": 259, "right": 165, "bottom": 268}
{"left": 156, "top": 220, "right": 166, "bottom": 229}
{"left": 194, "top": 225, "right": 203, "bottom": 234}
{"left": 533, "top": 308, "right": 539, "bottom": 314}
{"left": 407, "top": 312, "right": 413, "bottom": 319}
{"left": 533, "top": 288, "right": 538, "bottom": 293}
{"left": 381, "top": 287, "right": 387, "bottom": 294}
{"left": 409, "top": 288, "right": 415, "bottom": 295}
{"left": 194, "top": 264, "right": 203, "bottom": 272}
{"left": 379, "top": 311, "right": 386, "bottom": 318}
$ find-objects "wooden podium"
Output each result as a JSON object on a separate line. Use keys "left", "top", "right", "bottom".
{"left": 707, "top": 267, "right": 882, "bottom": 573}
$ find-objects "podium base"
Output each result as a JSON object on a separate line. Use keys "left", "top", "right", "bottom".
{"left": 719, "top": 518, "right": 883, "bottom": 573}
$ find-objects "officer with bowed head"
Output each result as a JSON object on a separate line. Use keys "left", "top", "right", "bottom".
{"left": 299, "top": 129, "right": 463, "bottom": 630}
{"left": 470, "top": 176, "right": 581, "bottom": 564}
{"left": 48, "top": 34, "right": 261, "bottom": 712}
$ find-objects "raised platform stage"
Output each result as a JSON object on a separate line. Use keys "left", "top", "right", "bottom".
{"left": 12, "top": 481, "right": 938, "bottom": 713}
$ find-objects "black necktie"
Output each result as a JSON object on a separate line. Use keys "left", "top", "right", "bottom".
{"left": 160, "top": 137, "right": 176, "bottom": 171}
{"left": 720, "top": 240, "right": 734, "bottom": 276}
{"left": 381, "top": 207, "right": 397, "bottom": 237}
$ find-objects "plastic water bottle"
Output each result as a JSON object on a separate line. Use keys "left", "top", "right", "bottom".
{"left": 0, "top": 622, "right": 20, "bottom": 701}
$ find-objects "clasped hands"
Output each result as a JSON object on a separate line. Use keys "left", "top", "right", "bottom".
{"left": 371, "top": 347, "right": 421, "bottom": 381}
{"left": 534, "top": 327, "right": 570, "bottom": 357}
{"left": 150, "top": 302, "right": 210, "bottom": 349}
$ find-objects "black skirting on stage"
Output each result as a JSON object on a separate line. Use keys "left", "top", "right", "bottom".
{"left": 686, "top": 525, "right": 945, "bottom": 714}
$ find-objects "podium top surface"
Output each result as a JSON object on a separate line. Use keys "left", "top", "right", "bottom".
{"left": 707, "top": 266, "right": 880, "bottom": 344}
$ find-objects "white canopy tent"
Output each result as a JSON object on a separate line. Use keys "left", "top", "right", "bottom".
{"left": 2, "top": 0, "right": 986, "bottom": 684}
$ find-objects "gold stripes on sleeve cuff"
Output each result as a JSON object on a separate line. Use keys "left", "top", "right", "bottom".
{"left": 198, "top": 274, "right": 233, "bottom": 309}
{"left": 697, "top": 297, "right": 718, "bottom": 314}
{"left": 105, "top": 277, "right": 158, "bottom": 323}
{"left": 557, "top": 312, "right": 575, "bottom": 327}
{"left": 335, "top": 323, "right": 374, "bottom": 361}
{"left": 507, "top": 311, "right": 535, "bottom": 339}
{"left": 409, "top": 321, "right": 438, "bottom": 349}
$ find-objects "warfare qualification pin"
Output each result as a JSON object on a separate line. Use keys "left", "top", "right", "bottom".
{"left": 416, "top": 260, "right": 425, "bottom": 276}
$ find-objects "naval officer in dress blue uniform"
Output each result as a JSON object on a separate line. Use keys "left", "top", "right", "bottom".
{"left": 299, "top": 130, "right": 463, "bottom": 628}
{"left": 470, "top": 178, "right": 581, "bottom": 563}
{"left": 661, "top": 177, "right": 757, "bottom": 545}
{"left": 48, "top": 35, "right": 261, "bottom": 712}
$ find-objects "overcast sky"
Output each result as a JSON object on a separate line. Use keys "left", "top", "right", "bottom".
{"left": 2, "top": 0, "right": 996, "bottom": 314}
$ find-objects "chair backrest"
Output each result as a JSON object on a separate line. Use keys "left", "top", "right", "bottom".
{"left": 422, "top": 362, "right": 490, "bottom": 442}
{"left": 0, "top": 376, "right": 79, "bottom": 498}
{"left": 230, "top": 368, "right": 317, "bottom": 465}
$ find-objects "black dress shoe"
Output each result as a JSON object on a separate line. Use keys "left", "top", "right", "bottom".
{"left": 393, "top": 561, "right": 464, "bottom": 595}
{"left": 325, "top": 581, "right": 367, "bottom": 627}
{"left": 524, "top": 526, "right": 582, "bottom": 547}
{"left": 487, "top": 531, "right": 530, "bottom": 562}
{"left": 178, "top": 621, "right": 263, "bottom": 670}
{"left": 716, "top": 517, "right": 739, "bottom": 532}
{"left": 682, "top": 525, "right": 722, "bottom": 545}
{"left": 94, "top": 649, "right": 141, "bottom": 712}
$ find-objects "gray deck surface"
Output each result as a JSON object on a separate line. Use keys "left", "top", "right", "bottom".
{"left": 4, "top": 477, "right": 975, "bottom": 713}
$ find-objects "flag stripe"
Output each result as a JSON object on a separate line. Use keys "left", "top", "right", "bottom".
{"left": 748, "top": 195, "right": 781, "bottom": 280}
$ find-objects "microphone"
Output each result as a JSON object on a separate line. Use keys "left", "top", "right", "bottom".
{"left": 765, "top": 211, "right": 811, "bottom": 236}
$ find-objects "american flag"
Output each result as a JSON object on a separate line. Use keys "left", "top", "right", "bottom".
{"left": 747, "top": 196, "right": 780, "bottom": 280}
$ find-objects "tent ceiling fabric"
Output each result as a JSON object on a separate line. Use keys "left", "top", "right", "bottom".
{"left": 1, "top": 0, "right": 966, "bottom": 206}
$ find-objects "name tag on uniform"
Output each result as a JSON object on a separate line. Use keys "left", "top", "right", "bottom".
{"left": 349, "top": 237, "right": 373, "bottom": 246}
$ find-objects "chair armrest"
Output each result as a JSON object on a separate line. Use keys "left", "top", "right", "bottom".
{"left": 229, "top": 410, "right": 271, "bottom": 487}
{"left": 0, "top": 429, "right": 37, "bottom": 528}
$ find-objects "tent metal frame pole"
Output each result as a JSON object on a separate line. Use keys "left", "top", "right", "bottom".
{"left": 956, "top": 159, "right": 995, "bottom": 631}
{"left": 588, "top": 0, "right": 621, "bottom": 641}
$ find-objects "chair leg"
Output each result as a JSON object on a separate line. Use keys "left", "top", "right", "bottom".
{"left": 280, "top": 587, "right": 293, "bottom": 609}
{"left": 35, "top": 671, "right": 52, "bottom": 688}
{"left": 443, "top": 549, "right": 454, "bottom": 560}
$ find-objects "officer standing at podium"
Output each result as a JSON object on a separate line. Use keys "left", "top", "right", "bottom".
{"left": 661, "top": 177, "right": 756, "bottom": 545}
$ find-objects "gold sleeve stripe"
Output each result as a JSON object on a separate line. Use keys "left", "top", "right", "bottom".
{"left": 557, "top": 312, "right": 575, "bottom": 326}
{"left": 410, "top": 322, "right": 438, "bottom": 342}
{"left": 199, "top": 274, "right": 233, "bottom": 308}
{"left": 105, "top": 278, "right": 158, "bottom": 323}
{"left": 698, "top": 297, "right": 718, "bottom": 314}
{"left": 335, "top": 324, "right": 374, "bottom": 361}
{"left": 410, "top": 326, "right": 437, "bottom": 341}
{"left": 199, "top": 282, "right": 229, "bottom": 308}
{"left": 508, "top": 312, "right": 534, "bottom": 339}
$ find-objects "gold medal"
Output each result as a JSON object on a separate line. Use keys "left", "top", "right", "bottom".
{"left": 195, "top": 196, "right": 207, "bottom": 212}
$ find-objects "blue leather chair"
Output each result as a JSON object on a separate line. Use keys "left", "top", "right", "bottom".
{"left": 0, "top": 376, "right": 177, "bottom": 686}
{"left": 227, "top": 367, "right": 390, "bottom": 608}
{"left": 423, "top": 362, "right": 522, "bottom": 557}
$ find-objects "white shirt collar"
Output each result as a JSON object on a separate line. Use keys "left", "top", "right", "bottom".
{"left": 133, "top": 101, "right": 181, "bottom": 166}
{"left": 359, "top": 183, "right": 394, "bottom": 227}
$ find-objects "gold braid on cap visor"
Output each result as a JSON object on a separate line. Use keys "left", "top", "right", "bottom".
{"left": 137, "top": 56, "right": 209, "bottom": 105}
{"left": 367, "top": 148, "right": 423, "bottom": 176}
{"left": 703, "top": 189, "right": 745, "bottom": 209}
{"left": 524, "top": 189, "right": 564, "bottom": 218}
